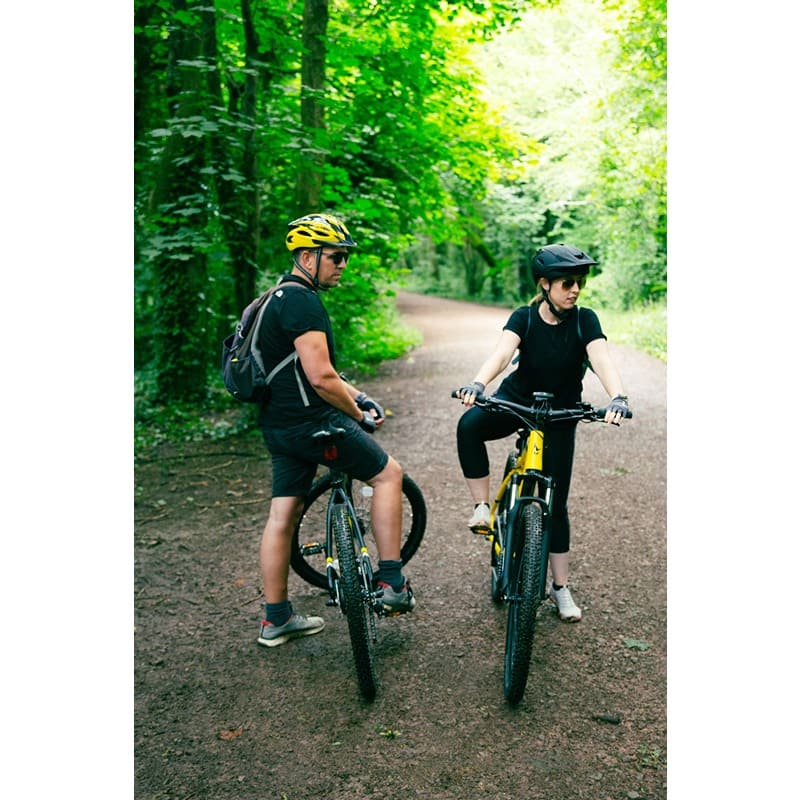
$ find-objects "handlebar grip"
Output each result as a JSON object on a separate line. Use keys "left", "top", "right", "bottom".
{"left": 451, "top": 388, "right": 487, "bottom": 402}
{"left": 596, "top": 407, "right": 633, "bottom": 420}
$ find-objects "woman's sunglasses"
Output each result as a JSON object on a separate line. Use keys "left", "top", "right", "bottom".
{"left": 560, "top": 276, "right": 586, "bottom": 290}
{"left": 324, "top": 251, "right": 350, "bottom": 265}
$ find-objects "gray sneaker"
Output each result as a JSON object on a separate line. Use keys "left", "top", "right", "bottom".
{"left": 257, "top": 613, "right": 325, "bottom": 647}
{"left": 377, "top": 581, "right": 416, "bottom": 615}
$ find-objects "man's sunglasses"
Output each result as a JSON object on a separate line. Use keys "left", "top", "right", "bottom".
{"left": 560, "top": 276, "right": 586, "bottom": 290}
{"left": 323, "top": 251, "right": 350, "bottom": 265}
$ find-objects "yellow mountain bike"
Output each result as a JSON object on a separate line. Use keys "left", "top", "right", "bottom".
{"left": 452, "top": 390, "right": 631, "bottom": 705}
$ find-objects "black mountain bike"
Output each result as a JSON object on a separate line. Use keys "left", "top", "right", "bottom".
{"left": 289, "top": 426, "right": 426, "bottom": 700}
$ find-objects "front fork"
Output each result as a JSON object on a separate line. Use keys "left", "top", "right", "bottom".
{"left": 490, "top": 471, "right": 553, "bottom": 601}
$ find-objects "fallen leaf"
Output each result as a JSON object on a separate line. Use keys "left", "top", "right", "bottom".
{"left": 218, "top": 725, "right": 244, "bottom": 741}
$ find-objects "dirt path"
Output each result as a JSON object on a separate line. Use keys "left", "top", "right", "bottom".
{"left": 134, "top": 292, "right": 667, "bottom": 799}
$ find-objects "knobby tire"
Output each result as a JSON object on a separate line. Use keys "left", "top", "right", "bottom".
{"left": 503, "top": 503, "right": 544, "bottom": 706}
{"left": 331, "top": 505, "right": 377, "bottom": 702}
{"left": 291, "top": 473, "right": 426, "bottom": 589}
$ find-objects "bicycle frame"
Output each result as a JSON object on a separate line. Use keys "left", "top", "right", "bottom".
{"left": 321, "top": 473, "right": 386, "bottom": 622}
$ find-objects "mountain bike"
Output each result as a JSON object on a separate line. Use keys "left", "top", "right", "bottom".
{"left": 452, "top": 390, "right": 632, "bottom": 705}
{"left": 289, "top": 425, "right": 426, "bottom": 701}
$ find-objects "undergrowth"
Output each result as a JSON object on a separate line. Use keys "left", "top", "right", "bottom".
{"left": 134, "top": 298, "right": 663, "bottom": 451}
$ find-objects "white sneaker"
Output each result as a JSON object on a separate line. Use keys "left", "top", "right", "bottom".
{"left": 549, "top": 585, "right": 582, "bottom": 622}
{"left": 467, "top": 502, "right": 491, "bottom": 533}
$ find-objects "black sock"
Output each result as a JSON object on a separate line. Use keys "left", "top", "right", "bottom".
{"left": 376, "top": 559, "right": 404, "bottom": 591}
{"left": 266, "top": 601, "right": 292, "bottom": 627}
{"left": 552, "top": 583, "right": 563, "bottom": 592}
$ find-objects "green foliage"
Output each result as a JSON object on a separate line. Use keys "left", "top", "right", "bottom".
{"left": 134, "top": 371, "right": 256, "bottom": 451}
{"left": 324, "top": 279, "right": 423, "bottom": 374}
{"left": 637, "top": 745, "right": 664, "bottom": 769}
{"left": 446, "top": 0, "right": 667, "bottom": 309}
{"left": 134, "top": 0, "right": 666, "bottom": 430}
{"left": 591, "top": 299, "right": 666, "bottom": 362}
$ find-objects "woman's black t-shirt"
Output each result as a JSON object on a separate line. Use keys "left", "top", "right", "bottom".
{"left": 256, "top": 275, "right": 336, "bottom": 428}
{"left": 497, "top": 303, "right": 605, "bottom": 408}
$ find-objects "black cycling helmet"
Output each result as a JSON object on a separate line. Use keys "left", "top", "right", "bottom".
{"left": 531, "top": 244, "right": 597, "bottom": 282}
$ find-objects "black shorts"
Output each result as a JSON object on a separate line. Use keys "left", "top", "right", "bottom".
{"left": 262, "top": 409, "right": 390, "bottom": 498}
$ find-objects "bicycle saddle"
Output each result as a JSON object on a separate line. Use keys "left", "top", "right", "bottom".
{"left": 312, "top": 426, "right": 347, "bottom": 440}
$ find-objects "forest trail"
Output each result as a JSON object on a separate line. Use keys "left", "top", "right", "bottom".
{"left": 134, "top": 291, "right": 667, "bottom": 800}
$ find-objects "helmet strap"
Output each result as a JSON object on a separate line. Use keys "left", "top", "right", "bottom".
{"left": 292, "top": 249, "right": 325, "bottom": 291}
{"left": 542, "top": 287, "right": 572, "bottom": 321}
{"left": 312, "top": 248, "right": 329, "bottom": 291}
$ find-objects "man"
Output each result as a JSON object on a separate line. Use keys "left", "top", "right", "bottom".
{"left": 256, "top": 213, "right": 416, "bottom": 647}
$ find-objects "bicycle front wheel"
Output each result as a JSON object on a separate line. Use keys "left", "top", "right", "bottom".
{"left": 291, "top": 473, "right": 427, "bottom": 589}
{"left": 503, "top": 503, "right": 544, "bottom": 706}
{"left": 332, "top": 505, "right": 377, "bottom": 702}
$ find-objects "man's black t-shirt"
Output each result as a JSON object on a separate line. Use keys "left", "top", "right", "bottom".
{"left": 497, "top": 303, "right": 605, "bottom": 408}
{"left": 256, "top": 275, "right": 336, "bottom": 428}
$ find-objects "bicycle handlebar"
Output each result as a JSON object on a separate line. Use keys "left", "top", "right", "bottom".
{"left": 450, "top": 389, "right": 632, "bottom": 423}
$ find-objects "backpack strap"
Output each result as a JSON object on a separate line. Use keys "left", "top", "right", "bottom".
{"left": 511, "top": 304, "right": 588, "bottom": 369}
{"left": 248, "top": 289, "right": 277, "bottom": 377}
{"left": 264, "top": 350, "right": 296, "bottom": 385}
{"left": 256, "top": 282, "right": 314, "bottom": 406}
{"left": 575, "top": 306, "right": 595, "bottom": 375}
{"left": 510, "top": 305, "right": 533, "bottom": 366}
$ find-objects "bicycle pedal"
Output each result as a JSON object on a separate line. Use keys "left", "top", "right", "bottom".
{"left": 300, "top": 542, "right": 325, "bottom": 556}
{"left": 470, "top": 525, "right": 491, "bottom": 536}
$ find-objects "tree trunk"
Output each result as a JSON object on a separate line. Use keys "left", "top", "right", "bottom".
{"left": 295, "top": 0, "right": 328, "bottom": 213}
{"left": 205, "top": 0, "right": 263, "bottom": 313}
{"left": 238, "top": 0, "right": 261, "bottom": 307}
{"left": 149, "top": 0, "right": 212, "bottom": 402}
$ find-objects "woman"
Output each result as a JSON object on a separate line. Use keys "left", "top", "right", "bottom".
{"left": 455, "top": 244, "right": 630, "bottom": 622}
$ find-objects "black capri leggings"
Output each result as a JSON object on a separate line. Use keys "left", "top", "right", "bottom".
{"left": 456, "top": 405, "right": 578, "bottom": 554}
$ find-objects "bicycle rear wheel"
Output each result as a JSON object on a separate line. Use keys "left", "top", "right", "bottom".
{"left": 291, "top": 473, "right": 427, "bottom": 589}
{"left": 332, "top": 504, "right": 377, "bottom": 702}
{"left": 503, "top": 503, "right": 544, "bottom": 706}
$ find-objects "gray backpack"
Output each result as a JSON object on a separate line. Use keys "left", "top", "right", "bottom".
{"left": 220, "top": 286, "right": 303, "bottom": 403}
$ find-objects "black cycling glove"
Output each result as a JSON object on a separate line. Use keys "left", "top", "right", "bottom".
{"left": 607, "top": 395, "right": 629, "bottom": 416}
{"left": 355, "top": 392, "right": 385, "bottom": 421}
{"left": 459, "top": 381, "right": 485, "bottom": 397}
{"left": 358, "top": 411, "right": 377, "bottom": 433}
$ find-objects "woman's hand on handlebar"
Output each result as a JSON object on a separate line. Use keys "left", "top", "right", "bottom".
{"left": 604, "top": 395, "right": 630, "bottom": 426}
{"left": 455, "top": 381, "right": 485, "bottom": 407}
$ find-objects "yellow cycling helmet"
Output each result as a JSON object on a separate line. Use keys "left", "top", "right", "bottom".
{"left": 285, "top": 213, "right": 357, "bottom": 251}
